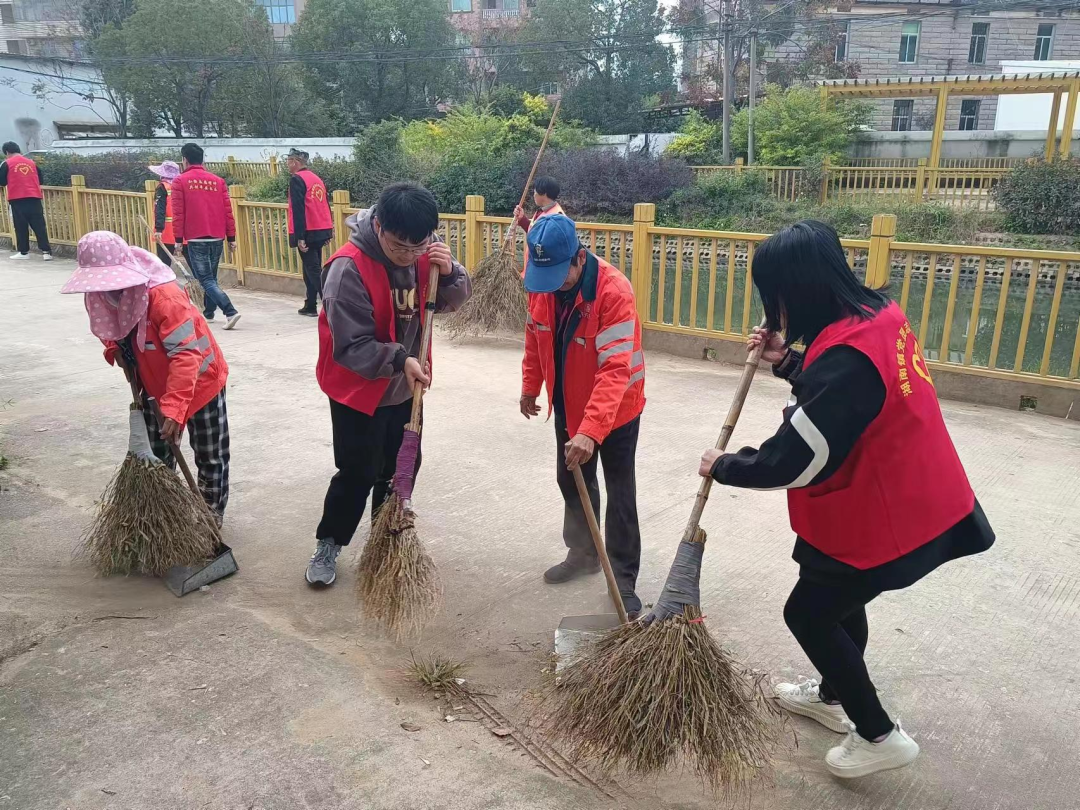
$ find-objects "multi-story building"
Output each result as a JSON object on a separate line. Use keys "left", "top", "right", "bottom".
{"left": 0, "top": 0, "right": 81, "bottom": 58}
{"left": 449, "top": 0, "right": 534, "bottom": 34}
{"left": 681, "top": 1, "right": 1080, "bottom": 131}
{"left": 254, "top": 0, "right": 306, "bottom": 40}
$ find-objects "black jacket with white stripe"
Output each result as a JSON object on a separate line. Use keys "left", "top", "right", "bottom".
{"left": 712, "top": 347, "right": 994, "bottom": 590}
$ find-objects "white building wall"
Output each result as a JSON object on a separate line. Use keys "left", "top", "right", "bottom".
{"left": 994, "top": 60, "right": 1080, "bottom": 131}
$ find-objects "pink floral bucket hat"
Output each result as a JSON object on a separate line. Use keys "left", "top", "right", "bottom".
{"left": 61, "top": 231, "right": 175, "bottom": 344}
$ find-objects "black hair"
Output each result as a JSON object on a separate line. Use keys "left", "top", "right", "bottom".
{"left": 375, "top": 182, "right": 439, "bottom": 244}
{"left": 2, "top": 142, "right": 21, "bottom": 155}
{"left": 534, "top": 176, "right": 560, "bottom": 200}
{"left": 181, "top": 142, "right": 204, "bottom": 165}
{"left": 751, "top": 219, "right": 890, "bottom": 347}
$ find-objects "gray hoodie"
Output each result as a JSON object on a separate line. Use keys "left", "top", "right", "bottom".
{"left": 321, "top": 208, "right": 472, "bottom": 408}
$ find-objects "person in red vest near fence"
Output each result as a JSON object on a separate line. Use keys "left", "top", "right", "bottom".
{"left": 519, "top": 213, "right": 646, "bottom": 619}
{"left": 171, "top": 143, "right": 241, "bottom": 330}
{"left": 149, "top": 160, "right": 180, "bottom": 266}
{"left": 286, "top": 148, "right": 334, "bottom": 318}
{"left": 305, "top": 182, "right": 471, "bottom": 587}
{"left": 0, "top": 142, "right": 52, "bottom": 262}
{"left": 513, "top": 175, "right": 563, "bottom": 277}
{"left": 696, "top": 220, "right": 995, "bottom": 779}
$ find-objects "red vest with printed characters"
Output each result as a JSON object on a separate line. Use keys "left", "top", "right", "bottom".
{"left": 5, "top": 154, "right": 42, "bottom": 200}
{"left": 287, "top": 169, "right": 333, "bottom": 235}
{"left": 787, "top": 302, "right": 975, "bottom": 569}
{"left": 316, "top": 243, "right": 432, "bottom": 415}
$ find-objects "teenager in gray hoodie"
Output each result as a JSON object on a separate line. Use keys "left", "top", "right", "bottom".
{"left": 307, "top": 182, "right": 471, "bottom": 586}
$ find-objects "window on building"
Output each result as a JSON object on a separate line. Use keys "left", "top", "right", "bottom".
{"left": 1034, "top": 23, "right": 1054, "bottom": 60}
{"left": 1, "top": 4, "right": 15, "bottom": 24}
{"left": 538, "top": 82, "right": 560, "bottom": 96}
{"left": 959, "top": 99, "right": 980, "bottom": 131}
{"left": 968, "top": 22, "right": 989, "bottom": 65}
{"left": 898, "top": 22, "right": 919, "bottom": 63}
{"left": 256, "top": 0, "right": 295, "bottom": 24}
{"left": 6, "top": 39, "right": 25, "bottom": 55}
{"left": 451, "top": 0, "right": 471, "bottom": 11}
{"left": 835, "top": 21, "right": 850, "bottom": 62}
{"left": 892, "top": 100, "right": 914, "bottom": 132}
{"left": 484, "top": 0, "right": 496, "bottom": 9}
{"left": 503, "top": 0, "right": 519, "bottom": 10}
{"left": 526, "top": 0, "right": 537, "bottom": 6}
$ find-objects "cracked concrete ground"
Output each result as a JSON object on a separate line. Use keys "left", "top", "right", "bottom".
{"left": 2, "top": 256, "right": 1079, "bottom": 810}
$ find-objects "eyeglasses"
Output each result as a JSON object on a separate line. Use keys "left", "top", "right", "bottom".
{"left": 378, "top": 225, "right": 431, "bottom": 256}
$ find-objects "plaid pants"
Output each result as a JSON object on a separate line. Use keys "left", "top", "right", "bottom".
{"left": 143, "top": 388, "right": 230, "bottom": 518}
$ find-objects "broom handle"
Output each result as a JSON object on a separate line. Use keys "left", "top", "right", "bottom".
{"left": 572, "top": 466, "right": 629, "bottom": 625}
{"left": 679, "top": 318, "right": 769, "bottom": 544}
{"left": 502, "top": 97, "right": 562, "bottom": 251}
{"left": 138, "top": 213, "right": 197, "bottom": 283}
{"left": 407, "top": 263, "right": 442, "bottom": 431}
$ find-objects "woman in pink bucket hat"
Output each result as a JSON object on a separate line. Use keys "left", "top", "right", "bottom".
{"left": 61, "top": 231, "right": 232, "bottom": 524}
{"left": 149, "top": 160, "right": 181, "bottom": 265}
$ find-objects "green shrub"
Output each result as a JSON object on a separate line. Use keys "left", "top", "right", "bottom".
{"left": 37, "top": 150, "right": 178, "bottom": 191}
{"left": 425, "top": 151, "right": 531, "bottom": 214}
{"left": 659, "top": 170, "right": 784, "bottom": 229}
{"left": 995, "top": 158, "right": 1080, "bottom": 235}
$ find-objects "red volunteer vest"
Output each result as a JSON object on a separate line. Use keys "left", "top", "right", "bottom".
{"left": 5, "top": 154, "right": 42, "bottom": 200}
{"left": 288, "top": 169, "right": 333, "bottom": 235}
{"left": 160, "top": 181, "right": 175, "bottom": 244}
{"left": 787, "top": 302, "right": 975, "bottom": 569}
{"left": 316, "top": 243, "right": 433, "bottom": 415}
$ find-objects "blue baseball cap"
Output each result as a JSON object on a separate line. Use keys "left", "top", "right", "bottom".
{"left": 524, "top": 214, "right": 580, "bottom": 294}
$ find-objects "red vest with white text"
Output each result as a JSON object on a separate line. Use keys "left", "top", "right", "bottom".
{"left": 787, "top": 302, "right": 974, "bottom": 569}
{"left": 5, "top": 154, "right": 42, "bottom": 200}
{"left": 316, "top": 243, "right": 432, "bottom": 415}
{"left": 160, "top": 181, "right": 175, "bottom": 244}
{"left": 288, "top": 169, "right": 333, "bottom": 235}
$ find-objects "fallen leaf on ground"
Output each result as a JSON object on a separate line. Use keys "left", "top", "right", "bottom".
{"left": 400, "top": 723, "right": 421, "bottom": 732}
{"left": 490, "top": 727, "right": 512, "bottom": 737}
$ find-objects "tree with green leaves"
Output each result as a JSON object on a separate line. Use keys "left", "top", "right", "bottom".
{"left": 518, "top": 0, "right": 675, "bottom": 134}
{"left": 290, "top": 0, "right": 459, "bottom": 129}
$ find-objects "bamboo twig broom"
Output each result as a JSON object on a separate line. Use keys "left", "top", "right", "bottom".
{"left": 79, "top": 357, "right": 219, "bottom": 577}
{"left": 356, "top": 263, "right": 443, "bottom": 640}
{"left": 541, "top": 324, "right": 783, "bottom": 795}
{"left": 445, "top": 97, "right": 561, "bottom": 338}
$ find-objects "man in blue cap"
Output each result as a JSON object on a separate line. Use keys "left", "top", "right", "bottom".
{"left": 519, "top": 214, "right": 646, "bottom": 618}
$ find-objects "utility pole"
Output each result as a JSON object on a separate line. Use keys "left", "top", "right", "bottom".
{"left": 721, "top": 0, "right": 733, "bottom": 164}
{"left": 748, "top": 27, "right": 757, "bottom": 165}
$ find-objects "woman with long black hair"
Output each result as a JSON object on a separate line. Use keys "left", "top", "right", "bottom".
{"left": 700, "top": 220, "right": 994, "bottom": 778}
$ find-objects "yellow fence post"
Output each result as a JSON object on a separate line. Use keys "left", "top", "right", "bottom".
{"left": 144, "top": 179, "right": 158, "bottom": 249}
{"left": 228, "top": 185, "right": 247, "bottom": 285}
{"left": 71, "top": 174, "right": 88, "bottom": 240}
{"left": 464, "top": 194, "right": 485, "bottom": 272}
{"left": 734, "top": 157, "right": 744, "bottom": 175}
{"left": 269, "top": 154, "right": 279, "bottom": 177}
{"left": 332, "top": 189, "right": 351, "bottom": 251}
{"left": 819, "top": 156, "right": 831, "bottom": 204}
{"left": 630, "top": 202, "right": 656, "bottom": 321}
{"left": 866, "top": 213, "right": 896, "bottom": 290}
{"left": 915, "top": 158, "right": 927, "bottom": 203}
{"left": 227, "top": 156, "right": 237, "bottom": 179}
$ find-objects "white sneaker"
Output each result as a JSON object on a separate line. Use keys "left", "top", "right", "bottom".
{"left": 826, "top": 721, "right": 920, "bottom": 779}
{"left": 774, "top": 678, "right": 850, "bottom": 733}
{"left": 42, "top": 252, "right": 53, "bottom": 262}
{"left": 9, "top": 252, "right": 29, "bottom": 261}
{"left": 224, "top": 313, "right": 241, "bottom": 330}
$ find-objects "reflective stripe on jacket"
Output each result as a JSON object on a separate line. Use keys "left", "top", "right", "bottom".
{"left": 103, "top": 283, "right": 228, "bottom": 425}
{"left": 522, "top": 253, "right": 645, "bottom": 442}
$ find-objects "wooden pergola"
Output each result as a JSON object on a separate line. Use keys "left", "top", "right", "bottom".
{"left": 820, "top": 71, "right": 1080, "bottom": 167}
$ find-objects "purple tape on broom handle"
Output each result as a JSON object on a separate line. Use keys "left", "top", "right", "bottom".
{"left": 392, "top": 428, "right": 421, "bottom": 503}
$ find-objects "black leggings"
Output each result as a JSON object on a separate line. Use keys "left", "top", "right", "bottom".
{"left": 783, "top": 578, "right": 893, "bottom": 740}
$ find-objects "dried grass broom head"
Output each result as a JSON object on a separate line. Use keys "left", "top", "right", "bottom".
{"left": 80, "top": 411, "right": 218, "bottom": 577}
{"left": 444, "top": 247, "right": 528, "bottom": 338}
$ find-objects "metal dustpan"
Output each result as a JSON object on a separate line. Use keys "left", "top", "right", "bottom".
{"left": 164, "top": 543, "right": 239, "bottom": 597}
{"left": 555, "top": 613, "right": 622, "bottom": 672}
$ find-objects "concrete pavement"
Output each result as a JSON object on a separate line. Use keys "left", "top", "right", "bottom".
{"left": 2, "top": 256, "right": 1079, "bottom": 810}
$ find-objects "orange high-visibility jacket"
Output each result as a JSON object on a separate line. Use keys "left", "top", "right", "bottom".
{"left": 104, "top": 282, "right": 228, "bottom": 425}
{"left": 522, "top": 253, "right": 645, "bottom": 443}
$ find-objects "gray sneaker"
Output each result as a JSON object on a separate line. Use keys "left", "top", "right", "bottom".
{"left": 305, "top": 539, "right": 342, "bottom": 586}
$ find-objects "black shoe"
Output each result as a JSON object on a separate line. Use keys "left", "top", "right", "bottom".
{"left": 621, "top": 590, "right": 642, "bottom": 617}
{"left": 298, "top": 304, "right": 318, "bottom": 317}
{"left": 544, "top": 554, "right": 601, "bottom": 584}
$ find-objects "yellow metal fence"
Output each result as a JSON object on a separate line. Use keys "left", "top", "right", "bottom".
{"left": 3, "top": 180, "right": 1078, "bottom": 391}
